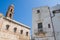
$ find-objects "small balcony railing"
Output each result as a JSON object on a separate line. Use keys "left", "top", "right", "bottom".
{"left": 34, "top": 28, "right": 47, "bottom": 38}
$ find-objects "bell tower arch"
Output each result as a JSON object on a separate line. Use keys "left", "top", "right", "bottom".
{"left": 6, "top": 4, "right": 14, "bottom": 19}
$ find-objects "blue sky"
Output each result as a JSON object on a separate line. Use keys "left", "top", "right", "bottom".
{"left": 0, "top": 0, "right": 60, "bottom": 28}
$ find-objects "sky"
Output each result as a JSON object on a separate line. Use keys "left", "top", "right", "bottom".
{"left": 0, "top": 0, "right": 60, "bottom": 28}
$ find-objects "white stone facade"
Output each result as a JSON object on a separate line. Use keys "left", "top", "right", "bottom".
{"left": 32, "top": 4, "right": 60, "bottom": 40}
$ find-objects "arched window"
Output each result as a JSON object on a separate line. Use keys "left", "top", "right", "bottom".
{"left": 6, "top": 25, "right": 10, "bottom": 30}
{"left": 9, "top": 13, "right": 12, "bottom": 18}
{"left": 14, "top": 27, "right": 17, "bottom": 32}
{"left": 10, "top": 9, "right": 13, "bottom": 12}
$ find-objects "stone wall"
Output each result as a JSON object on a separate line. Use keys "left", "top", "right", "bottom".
{"left": 0, "top": 17, "right": 30, "bottom": 40}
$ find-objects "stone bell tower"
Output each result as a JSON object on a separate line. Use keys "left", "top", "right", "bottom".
{"left": 6, "top": 4, "right": 14, "bottom": 19}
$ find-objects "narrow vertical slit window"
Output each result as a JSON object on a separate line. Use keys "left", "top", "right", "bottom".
{"left": 48, "top": 24, "right": 51, "bottom": 28}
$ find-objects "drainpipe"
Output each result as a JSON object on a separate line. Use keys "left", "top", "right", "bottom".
{"left": 48, "top": 7, "right": 56, "bottom": 40}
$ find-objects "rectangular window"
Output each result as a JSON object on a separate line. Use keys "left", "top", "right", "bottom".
{"left": 37, "top": 10, "right": 40, "bottom": 13}
{"left": 53, "top": 9, "right": 60, "bottom": 13}
{"left": 38, "top": 23, "right": 43, "bottom": 32}
{"left": 6, "top": 25, "right": 10, "bottom": 30}
{"left": 21, "top": 30, "right": 23, "bottom": 34}
{"left": 14, "top": 27, "right": 17, "bottom": 32}
{"left": 48, "top": 24, "right": 51, "bottom": 28}
{"left": 38, "top": 23, "right": 42, "bottom": 28}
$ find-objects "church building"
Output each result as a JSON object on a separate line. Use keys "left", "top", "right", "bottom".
{"left": 0, "top": 4, "right": 30, "bottom": 40}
